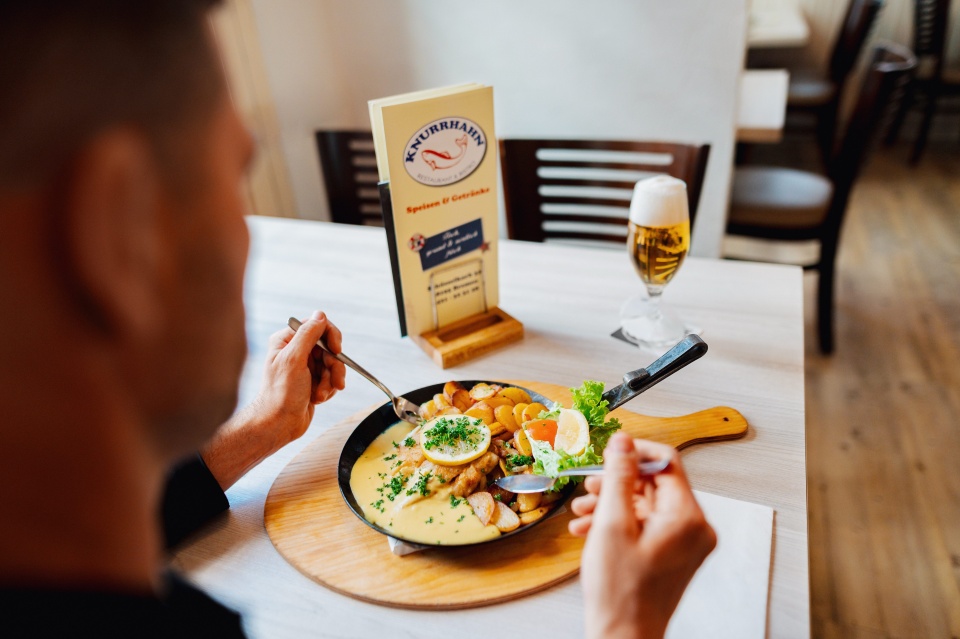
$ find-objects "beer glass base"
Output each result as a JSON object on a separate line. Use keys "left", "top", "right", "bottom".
{"left": 619, "top": 295, "right": 688, "bottom": 348}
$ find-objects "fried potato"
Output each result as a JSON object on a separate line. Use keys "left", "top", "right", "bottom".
{"left": 450, "top": 389, "right": 472, "bottom": 412}
{"left": 494, "top": 405, "right": 519, "bottom": 432}
{"left": 512, "top": 402, "right": 529, "bottom": 427}
{"left": 464, "top": 402, "right": 494, "bottom": 425}
{"left": 517, "top": 492, "right": 542, "bottom": 513}
{"left": 443, "top": 381, "right": 465, "bottom": 402}
{"left": 490, "top": 486, "right": 515, "bottom": 505}
{"left": 522, "top": 402, "right": 549, "bottom": 423}
{"left": 419, "top": 399, "right": 438, "bottom": 420}
{"left": 498, "top": 387, "right": 533, "bottom": 404}
{"left": 469, "top": 383, "right": 497, "bottom": 401}
{"left": 483, "top": 396, "right": 514, "bottom": 409}
{"left": 518, "top": 506, "right": 551, "bottom": 525}
{"left": 541, "top": 490, "right": 563, "bottom": 505}
{"left": 433, "top": 393, "right": 452, "bottom": 410}
{"left": 466, "top": 491, "right": 496, "bottom": 526}
{"left": 436, "top": 406, "right": 461, "bottom": 416}
{"left": 492, "top": 501, "right": 520, "bottom": 532}
{"left": 513, "top": 429, "right": 533, "bottom": 456}
{"left": 487, "top": 421, "right": 506, "bottom": 436}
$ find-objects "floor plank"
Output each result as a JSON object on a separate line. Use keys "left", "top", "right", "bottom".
{"left": 737, "top": 137, "right": 960, "bottom": 638}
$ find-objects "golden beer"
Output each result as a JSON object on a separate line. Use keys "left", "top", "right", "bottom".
{"left": 627, "top": 220, "right": 690, "bottom": 289}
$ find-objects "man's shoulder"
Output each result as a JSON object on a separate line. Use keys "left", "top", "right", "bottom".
{"left": 1, "top": 573, "right": 246, "bottom": 638}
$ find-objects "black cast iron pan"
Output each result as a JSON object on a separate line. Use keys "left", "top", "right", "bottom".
{"left": 337, "top": 335, "right": 707, "bottom": 547}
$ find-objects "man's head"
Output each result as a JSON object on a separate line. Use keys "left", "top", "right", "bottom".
{"left": 0, "top": 0, "right": 253, "bottom": 461}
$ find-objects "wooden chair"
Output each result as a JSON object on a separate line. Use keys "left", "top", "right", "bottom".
{"left": 883, "top": 0, "right": 959, "bottom": 164}
{"left": 787, "top": 0, "right": 884, "bottom": 164}
{"left": 315, "top": 130, "right": 383, "bottom": 226}
{"left": 728, "top": 44, "right": 916, "bottom": 354}
{"left": 498, "top": 139, "right": 710, "bottom": 245}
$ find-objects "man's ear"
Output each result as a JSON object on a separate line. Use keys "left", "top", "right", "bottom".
{"left": 60, "top": 128, "right": 165, "bottom": 338}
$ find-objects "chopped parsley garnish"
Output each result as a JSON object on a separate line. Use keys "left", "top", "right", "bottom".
{"left": 385, "top": 475, "right": 406, "bottom": 501}
{"left": 406, "top": 471, "right": 432, "bottom": 497}
{"left": 449, "top": 494, "right": 463, "bottom": 508}
{"left": 370, "top": 499, "right": 385, "bottom": 513}
{"left": 457, "top": 515, "right": 466, "bottom": 523}
{"left": 392, "top": 440, "right": 399, "bottom": 449}
{"left": 425, "top": 517, "right": 434, "bottom": 524}
{"left": 403, "top": 437, "right": 416, "bottom": 447}
{"left": 393, "top": 459, "right": 403, "bottom": 469}
{"left": 508, "top": 454, "right": 534, "bottom": 468}
{"left": 421, "top": 416, "right": 483, "bottom": 451}
{"left": 382, "top": 454, "right": 397, "bottom": 462}
{"left": 493, "top": 493, "right": 502, "bottom": 501}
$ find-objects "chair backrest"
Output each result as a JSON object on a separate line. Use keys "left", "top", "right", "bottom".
{"left": 826, "top": 43, "right": 917, "bottom": 227}
{"left": 912, "top": 0, "right": 951, "bottom": 64}
{"left": 315, "top": 130, "right": 383, "bottom": 226}
{"left": 829, "top": 0, "right": 884, "bottom": 85}
{"left": 498, "top": 139, "right": 709, "bottom": 245}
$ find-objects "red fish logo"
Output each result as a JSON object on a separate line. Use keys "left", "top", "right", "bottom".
{"left": 421, "top": 135, "right": 468, "bottom": 170}
{"left": 403, "top": 117, "right": 486, "bottom": 186}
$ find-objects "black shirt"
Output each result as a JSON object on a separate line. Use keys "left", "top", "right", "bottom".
{"left": 2, "top": 454, "right": 246, "bottom": 638}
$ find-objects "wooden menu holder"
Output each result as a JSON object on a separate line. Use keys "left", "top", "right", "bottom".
{"left": 413, "top": 306, "right": 523, "bottom": 368}
{"left": 379, "top": 182, "right": 523, "bottom": 368}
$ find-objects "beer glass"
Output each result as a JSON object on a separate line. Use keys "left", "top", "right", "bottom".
{"left": 619, "top": 176, "right": 691, "bottom": 347}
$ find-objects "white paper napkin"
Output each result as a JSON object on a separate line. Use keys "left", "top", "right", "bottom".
{"left": 667, "top": 490, "right": 775, "bottom": 639}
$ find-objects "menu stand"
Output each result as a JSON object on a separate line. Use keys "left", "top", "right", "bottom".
{"left": 379, "top": 181, "right": 523, "bottom": 368}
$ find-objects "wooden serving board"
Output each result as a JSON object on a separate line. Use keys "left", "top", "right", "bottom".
{"left": 264, "top": 381, "right": 748, "bottom": 609}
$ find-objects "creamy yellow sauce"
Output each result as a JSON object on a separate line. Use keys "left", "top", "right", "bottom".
{"left": 349, "top": 422, "right": 501, "bottom": 545}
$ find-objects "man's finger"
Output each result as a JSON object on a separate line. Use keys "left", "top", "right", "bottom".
{"left": 285, "top": 313, "right": 331, "bottom": 363}
{"left": 632, "top": 440, "right": 695, "bottom": 513}
{"left": 267, "top": 327, "right": 294, "bottom": 355}
{"left": 584, "top": 475, "right": 602, "bottom": 495}
{"left": 322, "top": 317, "right": 343, "bottom": 355}
{"left": 594, "top": 432, "right": 641, "bottom": 531}
{"left": 571, "top": 493, "right": 598, "bottom": 517}
{"left": 568, "top": 514, "right": 593, "bottom": 538}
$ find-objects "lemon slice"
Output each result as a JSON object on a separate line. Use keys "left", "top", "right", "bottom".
{"left": 554, "top": 408, "right": 590, "bottom": 456}
{"left": 419, "top": 415, "right": 491, "bottom": 466}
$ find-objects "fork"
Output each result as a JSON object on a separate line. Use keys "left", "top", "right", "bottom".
{"left": 491, "top": 458, "right": 671, "bottom": 493}
{"left": 287, "top": 317, "right": 421, "bottom": 424}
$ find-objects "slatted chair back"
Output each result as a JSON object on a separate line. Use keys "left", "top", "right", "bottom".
{"left": 829, "top": 0, "right": 885, "bottom": 85}
{"left": 498, "top": 139, "right": 709, "bottom": 245}
{"left": 911, "top": 0, "right": 951, "bottom": 66}
{"left": 825, "top": 43, "right": 917, "bottom": 232}
{"left": 315, "top": 130, "right": 383, "bottom": 226}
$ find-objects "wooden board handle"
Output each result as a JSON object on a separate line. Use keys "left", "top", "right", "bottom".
{"left": 620, "top": 406, "right": 748, "bottom": 449}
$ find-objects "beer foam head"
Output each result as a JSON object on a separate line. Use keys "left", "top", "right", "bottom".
{"left": 629, "top": 175, "right": 689, "bottom": 226}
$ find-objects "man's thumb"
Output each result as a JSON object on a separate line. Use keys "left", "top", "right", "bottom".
{"left": 595, "top": 432, "right": 640, "bottom": 528}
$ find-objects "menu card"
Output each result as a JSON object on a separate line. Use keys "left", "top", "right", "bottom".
{"left": 369, "top": 84, "right": 499, "bottom": 337}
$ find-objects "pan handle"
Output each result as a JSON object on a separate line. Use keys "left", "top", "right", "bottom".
{"left": 601, "top": 335, "right": 708, "bottom": 412}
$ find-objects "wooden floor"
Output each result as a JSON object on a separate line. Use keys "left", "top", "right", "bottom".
{"left": 745, "top": 139, "right": 960, "bottom": 638}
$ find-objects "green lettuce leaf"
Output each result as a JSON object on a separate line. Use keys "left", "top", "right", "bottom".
{"left": 529, "top": 380, "right": 622, "bottom": 489}
{"left": 529, "top": 438, "right": 603, "bottom": 491}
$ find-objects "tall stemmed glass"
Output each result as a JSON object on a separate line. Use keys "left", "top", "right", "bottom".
{"left": 619, "top": 176, "right": 691, "bottom": 347}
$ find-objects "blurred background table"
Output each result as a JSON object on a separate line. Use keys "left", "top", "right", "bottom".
{"left": 171, "top": 216, "right": 810, "bottom": 638}
{"left": 738, "top": 69, "right": 791, "bottom": 143}
{"left": 748, "top": 2, "right": 810, "bottom": 49}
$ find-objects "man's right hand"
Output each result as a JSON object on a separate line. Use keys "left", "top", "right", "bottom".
{"left": 200, "top": 311, "right": 346, "bottom": 492}
{"left": 254, "top": 310, "right": 347, "bottom": 447}
{"left": 569, "top": 433, "right": 716, "bottom": 639}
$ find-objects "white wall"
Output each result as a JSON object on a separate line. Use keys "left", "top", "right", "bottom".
{"left": 248, "top": 0, "right": 748, "bottom": 257}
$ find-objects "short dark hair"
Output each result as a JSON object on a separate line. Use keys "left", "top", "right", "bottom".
{"left": 0, "top": 0, "right": 225, "bottom": 188}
